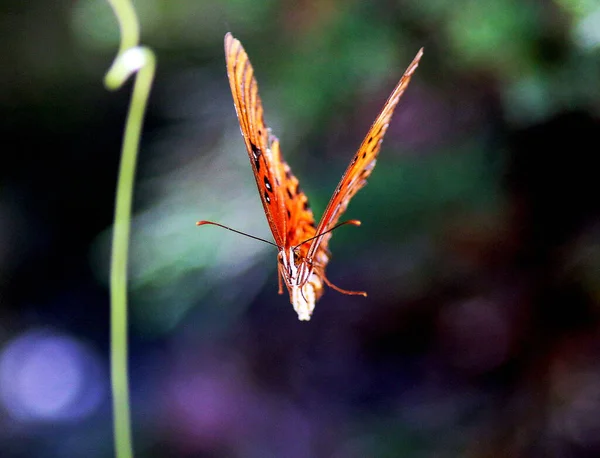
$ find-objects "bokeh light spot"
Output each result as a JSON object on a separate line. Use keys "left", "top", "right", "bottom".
{"left": 0, "top": 330, "right": 106, "bottom": 422}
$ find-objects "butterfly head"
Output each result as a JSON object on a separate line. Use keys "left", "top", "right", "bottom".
{"left": 278, "top": 246, "right": 318, "bottom": 320}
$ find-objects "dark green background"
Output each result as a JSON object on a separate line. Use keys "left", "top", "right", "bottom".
{"left": 2, "top": 0, "right": 600, "bottom": 457}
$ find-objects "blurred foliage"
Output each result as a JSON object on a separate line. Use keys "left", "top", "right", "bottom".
{"left": 2, "top": 0, "right": 600, "bottom": 457}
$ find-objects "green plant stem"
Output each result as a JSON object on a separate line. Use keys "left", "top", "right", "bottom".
{"left": 104, "top": 2, "right": 156, "bottom": 458}
{"left": 108, "top": 47, "right": 155, "bottom": 458}
{"left": 107, "top": 0, "right": 139, "bottom": 54}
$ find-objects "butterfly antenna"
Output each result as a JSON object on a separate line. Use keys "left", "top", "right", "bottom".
{"left": 197, "top": 220, "right": 279, "bottom": 248}
{"left": 294, "top": 219, "right": 361, "bottom": 249}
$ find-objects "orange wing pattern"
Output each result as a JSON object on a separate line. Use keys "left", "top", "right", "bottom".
{"left": 270, "top": 137, "right": 318, "bottom": 249}
{"left": 306, "top": 48, "right": 424, "bottom": 261}
{"left": 224, "top": 33, "right": 316, "bottom": 250}
{"left": 220, "top": 33, "right": 422, "bottom": 320}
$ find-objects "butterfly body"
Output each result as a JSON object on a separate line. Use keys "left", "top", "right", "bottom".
{"left": 205, "top": 33, "right": 422, "bottom": 320}
{"left": 277, "top": 245, "right": 321, "bottom": 320}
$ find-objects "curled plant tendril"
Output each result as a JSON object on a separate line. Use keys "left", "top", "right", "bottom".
{"left": 104, "top": 1, "right": 156, "bottom": 458}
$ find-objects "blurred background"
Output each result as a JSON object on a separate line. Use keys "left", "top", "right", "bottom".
{"left": 2, "top": 0, "right": 600, "bottom": 457}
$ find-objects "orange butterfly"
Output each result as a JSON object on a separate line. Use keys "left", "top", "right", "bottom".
{"left": 199, "top": 33, "right": 422, "bottom": 320}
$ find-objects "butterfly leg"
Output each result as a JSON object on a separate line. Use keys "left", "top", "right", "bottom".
{"left": 322, "top": 275, "right": 367, "bottom": 297}
{"left": 300, "top": 285, "right": 309, "bottom": 304}
{"left": 278, "top": 270, "right": 284, "bottom": 295}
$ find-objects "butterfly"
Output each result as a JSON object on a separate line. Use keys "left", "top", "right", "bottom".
{"left": 199, "top": 33, "right": 422, "bottom": 321}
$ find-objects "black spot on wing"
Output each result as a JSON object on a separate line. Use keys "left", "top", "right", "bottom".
{"left": 264, "top": 191, "right": 271, "bottom": 204}
{"left": 286, "top": 188, "right": 293, "bottom": 200}
{"left": 264, "top": 176, "right": 272, "bottom": 192}
{"left": 251, "top": 142, "right": 261, "bottom": 171}
{"left": 250, "top": 142, "right": 259, "bottom": 157}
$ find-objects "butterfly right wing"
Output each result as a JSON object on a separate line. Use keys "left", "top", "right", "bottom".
{"left": 307, "top": 48, "right": 424, "bottom": 260}
{"left": 224, "top": 33, "right": 289, "bottom": 248}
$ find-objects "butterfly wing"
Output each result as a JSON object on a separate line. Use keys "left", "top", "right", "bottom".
{"left": 225, "top": 33, "right": 288, "bottom": 247}
{"left": 307, "top": 48, "right": 424, "bottom": 260}
{"left": 225, "top": 33, "right": 318, "bottom": 250}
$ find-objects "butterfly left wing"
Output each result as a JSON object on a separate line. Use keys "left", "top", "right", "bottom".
{"left": 307, "top": 48, "right": 424, "bottom": 260}
{"left": 225, "top": 33, "right": 320, "bottom": 251}
{"left": 224, "top": 33, "right": 289, "bottom": 247}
